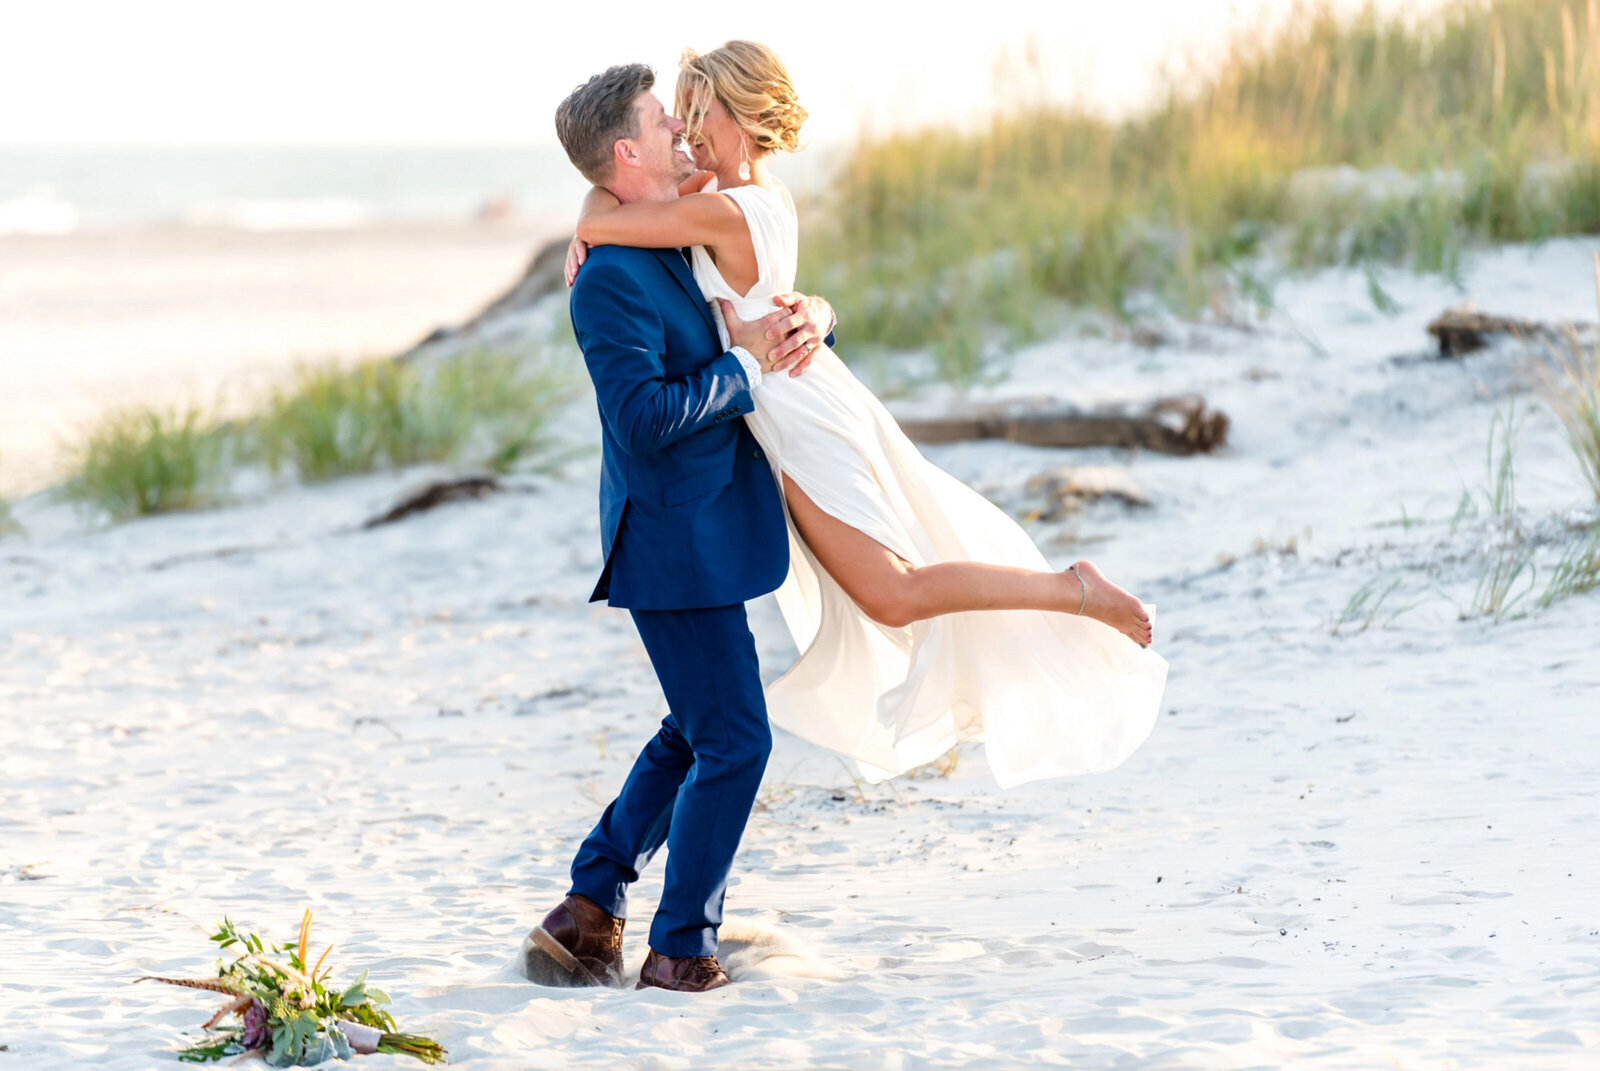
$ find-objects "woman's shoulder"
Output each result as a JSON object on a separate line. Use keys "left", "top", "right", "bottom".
{"left": 722, "top": 181, "right": 795, "bottom": 215}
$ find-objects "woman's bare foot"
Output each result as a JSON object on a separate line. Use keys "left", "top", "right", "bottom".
{"left": 1066, "top": 560, "right": 1152, "bottom": 647}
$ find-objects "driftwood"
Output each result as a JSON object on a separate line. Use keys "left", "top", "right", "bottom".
{"left": 362, "top": 476, "right": 502, "bottom": 528}
{"left": 897, "top": 395, "right": 1228, "bottom": 456}
{"left": 1024, "top": 465, "right": 1151, "bottom": 520}
{"left": 1426, "top": 306, "right": 1597, "bottom": 357}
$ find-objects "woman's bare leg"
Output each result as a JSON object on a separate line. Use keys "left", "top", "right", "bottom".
{"left": 782, "top": 474, "right": 1152, "bottom": 646}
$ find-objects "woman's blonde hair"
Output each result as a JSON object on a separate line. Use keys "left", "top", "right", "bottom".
{"left": 675, "top": 41, "right": 807, "bottom": 157}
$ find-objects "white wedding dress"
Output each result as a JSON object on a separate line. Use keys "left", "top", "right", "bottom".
{"left": 691, "top": 182, "right": 1168, "bottom": 788}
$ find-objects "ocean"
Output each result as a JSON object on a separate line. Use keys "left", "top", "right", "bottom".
{"left": 0, "top": 143, "right": 832, "bottom": 236}
{"left": 0, "top": 144, "right": 593, "bottom": 235}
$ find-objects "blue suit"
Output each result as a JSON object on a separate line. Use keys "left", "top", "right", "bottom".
{"left": 576, "top": 244, "right": 790, "bottom": 609}
{"left": 565, "top": 244, "right": 788, "bottom": 957}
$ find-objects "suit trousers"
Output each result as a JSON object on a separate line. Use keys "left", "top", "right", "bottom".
{"left": 567, "top": 603, "right": 773, "bottom": 958}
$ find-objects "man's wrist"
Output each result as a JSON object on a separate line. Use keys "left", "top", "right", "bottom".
{"left": 730, "top": 345, "right": 762, "bottom": 389}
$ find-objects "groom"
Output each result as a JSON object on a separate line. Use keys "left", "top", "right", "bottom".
{"left": 529, "top": 64, "right": 835, "bottom": 993}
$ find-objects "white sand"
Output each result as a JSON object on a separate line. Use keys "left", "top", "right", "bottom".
{"left": 3, "top": 239, "right": 1600, "bottom": 1068}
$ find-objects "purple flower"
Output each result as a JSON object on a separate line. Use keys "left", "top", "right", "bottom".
{"left": 241, "top": 998, "right": 269, "bottom": 1048}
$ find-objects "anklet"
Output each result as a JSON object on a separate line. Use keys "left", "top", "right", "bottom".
{"left": 1068, "top": 563, "right": 1086, "bottom": 615}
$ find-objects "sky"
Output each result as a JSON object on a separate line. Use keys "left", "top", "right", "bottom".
{"left": 3, "top": 0, "right": 1448, "bottom": 147}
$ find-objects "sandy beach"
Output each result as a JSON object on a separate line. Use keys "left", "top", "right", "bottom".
{"left": 4, "top": 232, "right": 1599, "bottom": 1067}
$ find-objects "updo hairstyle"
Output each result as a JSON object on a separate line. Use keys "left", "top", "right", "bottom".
{"left": 674, "top": 41, "right": 807, "bottom": 157}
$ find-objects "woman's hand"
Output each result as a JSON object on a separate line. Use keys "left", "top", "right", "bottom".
{"left": 718, "top": 295, "right": 836, "bottom": 376}
{"left": 763, "top": 292, "right": 835, "bottom": 377}
{"left": 569, "top": 186, "right": 624, "bottom": 279}
{"left": 564, "top": 235, "right": 589, "bottom": 288}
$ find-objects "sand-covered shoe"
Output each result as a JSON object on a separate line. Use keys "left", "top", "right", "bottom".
{"left": 635, "top": 949, "right": 731, "bottom": 992}
{"left": 527, "top": 894, "right": 624, "bottom": 987}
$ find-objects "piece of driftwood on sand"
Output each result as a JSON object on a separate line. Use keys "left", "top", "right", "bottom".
{"left": 362, "top": 476, "right": 502, "bottom": 528}
{"left": 1426, "top": 306, "right": 1598, "bottom": 357}
{"left": 896, "top": 395, "right": 1228, "bottom": 456}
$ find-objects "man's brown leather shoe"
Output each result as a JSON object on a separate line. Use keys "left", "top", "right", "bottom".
{"left": 635, "top": 948, "right": 731, "bottom": 992}
{"left": 528, "top": 894, "right": 624, "bottom": 987}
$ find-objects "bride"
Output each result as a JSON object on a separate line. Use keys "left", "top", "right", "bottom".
{"left": 562, "top": 41, "right": 1167, "bottom": 788}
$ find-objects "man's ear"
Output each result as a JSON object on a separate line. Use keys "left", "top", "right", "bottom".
{"left": 613, "top": 138, "right": 640, "bottom": 171}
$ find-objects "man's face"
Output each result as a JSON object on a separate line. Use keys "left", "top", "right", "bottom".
{"left": 627, "top": 92, "right": 695, "bottom": 190}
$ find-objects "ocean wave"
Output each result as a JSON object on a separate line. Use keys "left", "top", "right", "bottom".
{"left": 0, "top": 146, "right": 602, "bottom": 236}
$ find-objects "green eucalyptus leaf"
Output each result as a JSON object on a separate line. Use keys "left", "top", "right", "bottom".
{"left": 270, "top": 1023, "right": 295, "bottom": 1061}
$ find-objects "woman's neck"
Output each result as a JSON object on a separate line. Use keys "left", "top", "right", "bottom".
{"left": 714, "top": 152, "right": 770, "bottom": 191}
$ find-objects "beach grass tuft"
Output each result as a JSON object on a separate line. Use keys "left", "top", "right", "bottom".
{"left": 1483, "top": 405, "right": 1521, "bottom": 518}
{"left": 1331, "top": 575, "right": 1407, "bottom": 635}
{"left": 1542, "top": 255, "right": 1600, "bottom": 499}
{"left": 254, "top": 347, "right": 579, "bottom": 482}
{"left": 49, "top": 342, "right": 581, "bottom": 522}
{"left": 254, "top": 360, "right": 395, "bottom": 481}
{"left": 1472, "top": 530, "right": 1538, "bottom": 620}
{"left": 58, "top": 404, "right": 232, "bottom": 522}
{"left": 1457, "top": 385, "right": 1600, "bottom": 619}
{"left": 1468, "top": 404, "right": 1541, "bottom": 620}
{"left": 432, "top": 346, "right": 584, "bottom": 474}
{"left": 801, "top": 0, "right": 1600, "bottom": 378}
{"left": 1538, "top": 517, "right": 1600, "bottom": 605}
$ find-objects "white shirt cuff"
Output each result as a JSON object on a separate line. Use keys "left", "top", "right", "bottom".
{"left": 730, "top": 345, "right": 762, "bottom": 389}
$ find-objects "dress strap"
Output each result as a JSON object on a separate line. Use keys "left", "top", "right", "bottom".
{"left": 719, "top": 184, "right": 798, "bottom": 294}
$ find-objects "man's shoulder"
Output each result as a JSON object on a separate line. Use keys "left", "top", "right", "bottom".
{"left": 570, "top": 245, "right": 665, "bottom": 301}
{"left": 581, "top": 244, "right": 661, "bottom": 275}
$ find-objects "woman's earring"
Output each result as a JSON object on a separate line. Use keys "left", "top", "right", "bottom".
{"left": 738, "top": 136, "right": 751, "bottom": 182}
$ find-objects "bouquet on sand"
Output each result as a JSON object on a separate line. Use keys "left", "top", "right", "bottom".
{"left": 136, "top": 911, "right": 445, "bottom": 1065}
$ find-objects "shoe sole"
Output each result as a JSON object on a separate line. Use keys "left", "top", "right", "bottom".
{"left": 635, "top": 978, "right": 731, "bottom": 992}
{"left": 530, "top": 926, "right": 603, "bottom": 987}
{"left": 635, "top": 971, "right": 731, "bottom": 992}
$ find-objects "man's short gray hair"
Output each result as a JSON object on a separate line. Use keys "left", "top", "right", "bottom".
{"left": 555, "top": 64, "right": 656, "bottom": 186}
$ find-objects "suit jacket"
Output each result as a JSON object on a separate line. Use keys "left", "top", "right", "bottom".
{"left": 569, "top": 244, "right": 789, "bottom": 610}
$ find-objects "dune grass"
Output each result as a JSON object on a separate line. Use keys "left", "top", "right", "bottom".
{"left": 800, "top": 0, "right": 1600, "bottom": 382}
{"left": 254, "top": 361, "right": 392, "bottom": 480}
{"left": 1543, "top": 255, "right": 1600, "bottom": 499}
{"left": 52, "top": 342, "right": 581, "bottom": 524}
{"left": 1528, "top": 255, "right": 1600, "bottom": 605}
{"left": 1538, "top": 517, "right": 1600, "bottom": 605}
{"left": 254, "top": 347, "right": 578, "bottom": 483}
{"left": 57, "top": 404, "right": 232, "bottom": 522}
{"left": 1462, "top": 391, "right": 1600, "bottom": 618}
{"left": 1468, "top": 405, "right": 1541, "bottom": 620}
{"left": 1330, "top": 575, "right": 1408, "bottom": 635}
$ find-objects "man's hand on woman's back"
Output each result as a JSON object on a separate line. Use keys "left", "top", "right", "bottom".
{"left": 718, "top": 293, "right": 834, "bottom": 378}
